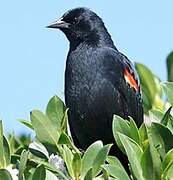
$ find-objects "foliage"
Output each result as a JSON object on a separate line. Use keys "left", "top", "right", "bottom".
{"left": 0, "top": 52, "right": 173, "bottom": 179}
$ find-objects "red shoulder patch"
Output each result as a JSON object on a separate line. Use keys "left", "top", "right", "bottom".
{"left": 124, "top": 68, "right": 139, "bottom": 92}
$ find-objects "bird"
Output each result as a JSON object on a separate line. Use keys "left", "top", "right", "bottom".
{"left": 47, "top": 7, "right": 143, "bottom": 169}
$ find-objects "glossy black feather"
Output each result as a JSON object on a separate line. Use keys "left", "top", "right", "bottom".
{"left": 48, "top": 7, "right": 143, "bottom": 170}
{"left": 65, "top": 46, "right": 143, "bottom": 148}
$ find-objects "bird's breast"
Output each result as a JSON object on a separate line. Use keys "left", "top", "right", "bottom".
{"left": 65, "top": 49, "right": 106, "bottom": 111}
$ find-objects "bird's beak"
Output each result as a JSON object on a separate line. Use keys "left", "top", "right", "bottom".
{"left": 46, "top": 18, "right": 69, "bottom": 29}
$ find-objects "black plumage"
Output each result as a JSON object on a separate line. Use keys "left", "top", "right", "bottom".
{"left": 47, "top": 7, "right": 143, "bottom": 168}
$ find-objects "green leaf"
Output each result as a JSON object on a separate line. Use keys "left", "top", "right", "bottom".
{"left": 167, "top": 51, "right": 173, "bottom": 82}
{"left": 141, "top": 144, "right": 155, "bottom": 180}
{"left": 0, "top": 169, "right": 12, "bottom": 180}
{"left": 161, "top": 82, "right": 173, "bottom": 106}
{"left": 58, "top": 132, "right": 79, "bottom": 153}
{"left": 61, "top": 108, "right": 68, "bottom": 132}
{"left": 45, "top": 170, "right": 59, "bottom": 180}
{"left": 3, "top": 136, "right": 10, "bottom": 167}
{"left": 167, "top": 115, "right": 173, "bottom": 135}
{"left": 129, "top": 117, "right": 140, "bottom": 145}
{"left": 112, "top": 115, "right": 130, "bottom": 153}
{"left": 19, "top": 150, "right": 29, "bottom": 178}
{"left": 18, "top": 119, "right": 34, "bottom": 130}
{"left": 32, "top": 164, "right": 46, "bottom": 180}
{"left": 162, "top": 149, "right": 173, "bottom": 180}
{"left": 81, "top": 141, "right": 103, "bottom": 179}
{"left": 30, "top": 110, "right": 60, "bottom": 152}
{"left": 150, "top": 122, "right": 173, "bottom": 158}
{"left": 29, "top": 141, "right": 49, "bottom": 159}
{"left": 135, "top": 63, "right": 158, "bottom": 105}
{"left": 162, "top": 153, "right": 173, "bottom": 180}
{"left": 84, "top": 169, "right": 92, "bottom": 180}
{"left": 58, "top": 132, "right": 71, "bottom": 145}
{"left": 163, "top": 163, "right": 173, "bottom": 180}
{"left": 28, "top": 159, "right": 69, "bottom": 180}
{"left": 8, "top": 133, "right": 17, "bottom": 154}
{"left": 148, "top": 123, "right": 165, "bottom": 159}
{"left": 161, "top": 106, "right": 172, "bottom": 125}
{"left": 92, "top": 144, "right": 112, "bottom": 177}
{"left": 105, "top": 156, "right": 130, "bottom": 180}
{"left": 142, "top": 86, "right": 152, "bottom": 113}
{"left": 62, "top": 145, "right": 74, "bottom": 177}
{"left": 139, "top": 123, "right": 148, "bottom": 149}
{"left": 146, "top": 125, "right": 162, "bottom": 179}
{"left": 46, "top": 95, "right": 66, "bottom": 131}
{"left": 106, "top": 155, "right": 122, "bottom": 166}
{"left": 162, "top": 148, "right": 173, "bottom": 172}
{"left": 102, "top": 164, "right": 130, "bottom": 180}
{"left": 118, "top": 133, "right": 144, "bottom": 180}
{"left": 0, "top": 121, "right": 5, "bottom": 168}
{"left": 136, "top": 63, "right": 164, "bottom": 111}
{"left": 72, "top": 153, "right": 81, "bottom": 179}
{"left": 0, "top": 121, "right": 10, "bottom": 168}
{"left": 149, "top": 109, "right": 165, "bottom": 123}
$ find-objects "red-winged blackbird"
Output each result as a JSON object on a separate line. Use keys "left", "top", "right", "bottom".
{"left": 47, "top": 7, "right": 143, "bottom": 168}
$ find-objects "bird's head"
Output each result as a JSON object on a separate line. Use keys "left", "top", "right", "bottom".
{"left": 47, "top": 7, "right": 114, "bottom": 48}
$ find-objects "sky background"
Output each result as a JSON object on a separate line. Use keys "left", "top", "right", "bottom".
{"left": 0, "top": 1, "right": 173, "bottom": 135}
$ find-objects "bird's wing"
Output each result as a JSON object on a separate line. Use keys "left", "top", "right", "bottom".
{"left": 94, "top": 47, "right": 143, "bottom": 126}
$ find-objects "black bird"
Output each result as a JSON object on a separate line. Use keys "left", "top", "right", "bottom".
{"left": 47, "top": 7, "right": 143, "bottom": 168}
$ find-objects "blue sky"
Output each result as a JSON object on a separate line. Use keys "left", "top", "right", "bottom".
{"left": 0, "top": 1, "right": 173, "bottom": 135}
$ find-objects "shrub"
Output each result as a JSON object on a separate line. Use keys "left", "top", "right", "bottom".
{"left": 0, "top": 52, "right": 173, "bottom": 180}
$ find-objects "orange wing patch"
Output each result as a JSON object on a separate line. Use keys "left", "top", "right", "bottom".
{"left": 124, "top": 68, "right": 139, "bottom": 92}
